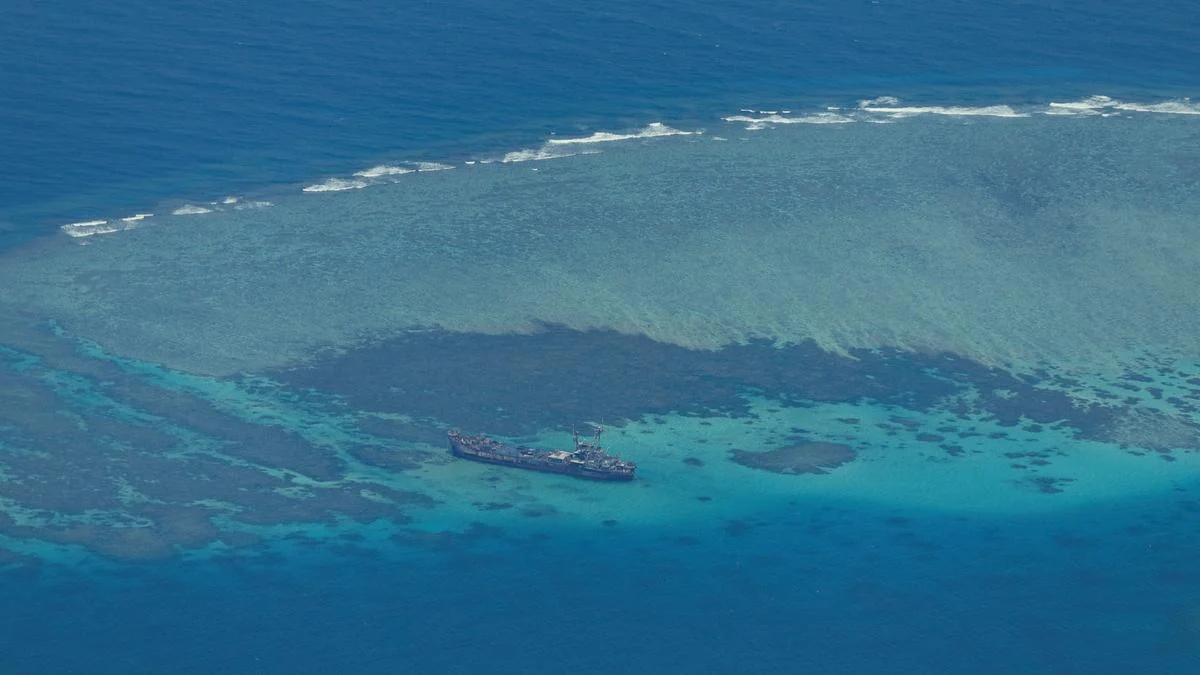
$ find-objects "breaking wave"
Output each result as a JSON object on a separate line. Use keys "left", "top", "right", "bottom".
{"left": 545, "top": 122, "right": 698, "bottom": 145}
{"left": 302, "top": 178, "right": 370, "bottom": 193}
{"left": 52, "top": 96, "right": 1199, "bottom": 239}
{"left": 304, "top": 161, "right": 454, "bottom": 192}
{"left": 499, "top": 147, "right": 601, "bottom": 163}
{"left": 723, "top": 94, "right": 1200, "bottom": 128}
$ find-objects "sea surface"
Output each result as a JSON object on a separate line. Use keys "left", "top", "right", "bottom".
{"left": 2, "top": 0, "right": 1200, "bottom": 673}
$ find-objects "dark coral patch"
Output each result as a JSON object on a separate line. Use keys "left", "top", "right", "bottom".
{"left": 723, "top": 519, "right": 756, "bottom": 537}
{"left": 390, "top": 521, "right": 505, "bottom": 552}
{"left": 519, "top": 504, "right": 558, "bottom": 518}
{"left": 268, "top": 327, "right": 973, "bottom": 437}
{"left": 1023, "top": 476, "right": 1076, "bottom": 494}
{"left": 266, "top": 326, "right": 1165, "bottom": 460}
{"left": 474, "top": 502, "right": 514, "bottom": 511}
{"left": 730, "top": 442, "right": 855, "bottom": 475}
{"left": 350, "top": 444, "right": 439, "bottom": 472}
{"left": 21, "top": 505, "right": 237, "bottom": 561}
{"left": 0, "top": 547, "right": 37, "bottom": 571}
{"left": 4, "top": 308, "right": 1197, "bottom": 566}
{"left": 0, "top": 320, "right": 452, "bottom": 562}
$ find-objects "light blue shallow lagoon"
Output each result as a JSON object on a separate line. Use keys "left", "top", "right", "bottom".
{"left": 1, "top": 0, "right": 1199, "bottom": 673}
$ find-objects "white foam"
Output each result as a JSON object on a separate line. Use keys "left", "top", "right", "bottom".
{"left": 723, "top": 95, "right": 1200, "bottom": 128}
{"left": 1046, "top": 95, "right": 1127, "bottom": 117}
{"left": 353, "top": 165, "right": 416, "bottom": 178}
{"left": 59, "top": 214, "right": 155, "bottom": 239}
{"left": 1047, "top": 95, "right": 1116, "bottom": 112}
{"left": 60, "top": 220, "right": 117, "bottom": 238}
{"left": 233, "top": 200, "right": 272, "bottom": 210}
{"left": 724, "top": 97, "right": 1047, "bottom": 130}
{"left": 412, "top": 161, "right": 455, "bottom": 172}
{"left": 1048, "top": 95, "right": 1200, "bottom": 116}
{"left": 858, "top": 101, "right": 1028, "bottom": 118}
{"left": 1113, "top": 99, "right": 1200, "bottom": 115}
{"left": 46, "top": 95, "right": 1200, "bottom": 251}
{"left": 722, "top": 112, "right": 854, "bottom": 129}
{"left": 310, "top": 162, "right": 454, "bottom": 193}
{"left": 500, "top": 146, "right": 599, "bottom": 163}
{"left": 302, "top": 178, "right": 369, "bottom": 193}
{"left": 361, "top": 161, "right": 453, "bottom": 175}
{"left": 489, "top": 123, "right": 699, "bottom": 162}
{"left": 1043, "top": 106, "right": 1102, "bottom": 117}
{"left": 546, "top": 122, "right": 697, "bottom": 145}
{"left": 16, "top": 101, "right": 1200, "bottom": 388}
{"left": 724, "top": 116, "right": 769, "bottom": 131}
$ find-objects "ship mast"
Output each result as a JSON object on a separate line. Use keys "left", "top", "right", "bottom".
{"left": 572, "top": 424, "right": 605, "bottom": 455}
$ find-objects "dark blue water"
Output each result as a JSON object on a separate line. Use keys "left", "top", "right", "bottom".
{"left": 3, "top": 0, "right": 1198, "bottom": 232}
{"left": 4, "top": 0, "right": 1200, "bottom": 672}
{"left": 4, "top": 497, "right": 1198, "bottom": 674}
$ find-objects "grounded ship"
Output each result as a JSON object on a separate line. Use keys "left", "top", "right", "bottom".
{"left": 447, "top": 426, "right": 636, "bottom": 481}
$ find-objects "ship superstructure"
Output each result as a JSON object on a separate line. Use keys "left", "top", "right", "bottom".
{"left": 447, "top": 426, "right": 636, "bottom": 481}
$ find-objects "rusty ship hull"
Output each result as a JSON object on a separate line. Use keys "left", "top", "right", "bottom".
{"left": 448, "top": 430, "right": 635, "bottom": 481}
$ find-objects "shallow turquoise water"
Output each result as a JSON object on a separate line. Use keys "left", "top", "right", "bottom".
{"left": 2, "top": 0, "right": 1200, "bottom": 672}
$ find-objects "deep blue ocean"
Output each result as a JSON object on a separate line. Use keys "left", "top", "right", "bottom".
{"left": 4, "top": 0, "right": 1198, "bottom": 234}
{"left": 3, "top": 0, "right": 1200, "bottom": 673}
